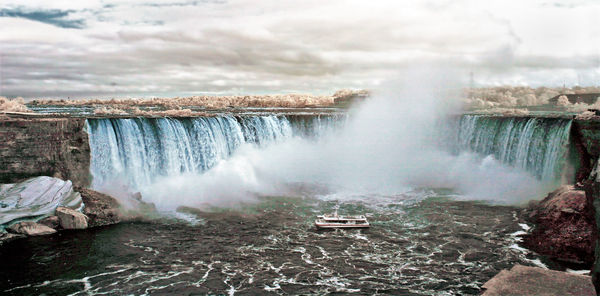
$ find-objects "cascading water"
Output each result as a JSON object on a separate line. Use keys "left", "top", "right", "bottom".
{"left": 86, "top": 111, "right": 572, "bottom": 206}
{"left": 456, "top": 115, "right": 572, "bottom": 182}
{"left": 7, "top": 77, "right": 577, "bottom": 296}
{"left": 87, "top": 115, "right": 340, "bottom": 191}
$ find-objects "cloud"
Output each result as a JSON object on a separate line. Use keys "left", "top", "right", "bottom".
{"left": 0, "top": 0, "right": 599, "bottom": 98}
{"left": 0, "top": 8, "right": 85, "bottom": 28}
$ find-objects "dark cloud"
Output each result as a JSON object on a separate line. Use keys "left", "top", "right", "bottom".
{"left": 0, "top": 8, "right": 85, "bottom": 29}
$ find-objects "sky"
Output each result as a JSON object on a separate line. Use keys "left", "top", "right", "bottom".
{"left": 0, "top": 0, "right": 599, "bottom": 98}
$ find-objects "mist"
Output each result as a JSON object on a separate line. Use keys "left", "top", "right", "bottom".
{"left": 138, "top": 69, "right": 546, "bottom": 210}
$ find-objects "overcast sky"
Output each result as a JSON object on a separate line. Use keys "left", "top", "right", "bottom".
{"left": 0, "top": 0, "right": 599, "bottom": 98}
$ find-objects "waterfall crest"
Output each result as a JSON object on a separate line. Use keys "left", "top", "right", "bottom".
{"left": 457, "top": 115, "right": 572, "bottom": 181}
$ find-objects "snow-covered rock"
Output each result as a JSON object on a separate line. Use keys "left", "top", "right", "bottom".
{"left": 0, "top": 176, "right": 82, "bottom": 225}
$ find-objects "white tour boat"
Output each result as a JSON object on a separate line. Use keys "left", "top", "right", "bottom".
{"left": 315, "top": 211, "right": 370, "bottom": 229}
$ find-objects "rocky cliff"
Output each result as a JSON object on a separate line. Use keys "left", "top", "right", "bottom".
{"left": 572, "top": 120, "right": 600, "bottom": 182}
{"left": 0, "top": 114, "right": 90, "bottom": 187}
{"left": 569, "top": 117, "right": 600, "bottom": 293}
{"left": 523, "top": 186, "right": 594, "bottom": 265}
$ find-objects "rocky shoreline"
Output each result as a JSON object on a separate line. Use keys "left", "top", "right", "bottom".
{"left": 478, "top": 184, "right": 600, "bottom": 295}
{"left": 0, "top": 176, "right": 157, "bottom": 246}
{"left": 523, "top": 185, "right": 594, "bottom": 266}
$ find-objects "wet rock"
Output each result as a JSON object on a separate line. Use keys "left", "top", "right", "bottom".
{"left": 119, "top": 191, "right": 157, "bottom": 220}
{"left": 38, "top": 215, "right": 60, "bottom": 229}
{"left": 0, "top": 231, "right": 25, "bottom": 245}
{"left": 583, "top": 155, "right": 600, "bottom": 292}
{"left": 0, "top": 176, "right": 82, "bottom": 225}
{"left": 76, "top": 187, "right": 157, "bottom": 227}
{"left": 6, "top": 221, "right": 57, "bottom": 236}
{"left": 122, "top": 194, "right": 157, "bottom": 221}
{"left": 482, "top": 264, "right": 595, "bottom": 295}
{"left": 523, "top": 185, "right": 594, "bottom": 265}
{"left": 78, "top": 188, "right": 122, "bottom": 227}
{"left": 132, "top": 192, "right": 142, "bottom": 201}
{"left": 56, "top": 207, "right": 88, "bottom": 229}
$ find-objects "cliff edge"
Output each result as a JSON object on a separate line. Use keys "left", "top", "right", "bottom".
{"left": 0, "top": 115, "right": 90, "bottom": 187}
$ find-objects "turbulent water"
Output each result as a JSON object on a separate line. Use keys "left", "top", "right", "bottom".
{"left": 1, "top": 193, "right": 544, "bottom": 295}
{"left": 456, "top": 115, "right": 572, "bottom": 182}
{"left": 1, "top": 108, "right": 578, "bottom": 295}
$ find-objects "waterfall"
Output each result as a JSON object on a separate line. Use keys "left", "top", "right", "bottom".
{"left": 87, "top": 112, "right": 569, "bottom": 197}
{"left": 286, "top": 114, "right": 345, "bottom": 138}
{"left": 456, "top": 115, "right": 572, "bottom": 181}
{"left": 87, "top": 115, "right": 339, "bottom": 190}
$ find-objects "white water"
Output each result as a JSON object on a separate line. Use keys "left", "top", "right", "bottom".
{"left": 85, "top": 73, "right": 557, "bottom": 210}
{"left": 457, "top": 115, "right": 572, "bottom": 182}
{"left": 87, "top": 116, "right": 296, "bottom": 190}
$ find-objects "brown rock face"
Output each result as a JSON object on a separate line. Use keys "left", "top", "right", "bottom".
{"left": 6, "top": 221, "right": 57, "bottom": 236}
{"left": 523, "top": 185, "right": 594, "bottom": 265}
{"left": 0, "top": 116, "right": 90, "bottom": 187}
{"left": 56, "top": 207, "right": 88, "bottom": 229}
{"left": 78, "top": 188, "right": 122, "bottom": 227}
{"left": 77, "top": 188, "right": 157, "bottom": 227}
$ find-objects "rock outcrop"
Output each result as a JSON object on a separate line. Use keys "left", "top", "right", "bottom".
{"left": 0, "top": 176, "right": 158, "bottom": 241}
{"left": 6, "top": 221, "right": 57, "bottom": 236}
{"left": 38, "top": 216, "right": 60, "bottom": 229}
{"left": 584, "top": 158, "right": 600, "bottom": 294}
{"left": 0, "top": 176, "right": 82, "bottom": 225}
{"left": 523, "top": 185, "right": 594, "bottom": 265}
{"left": 77, "top": 187, "right": 157, "bottom": 227}
{"left": 78, "top": 188, "right": 122, "bottom": 227}
{"left": 56, "top": 207, "right": 88, "bottom": 229}
{"left": 482, "top": 264, "right": 595, "bottom": 296}
{"left": 0, "top": 115, "right": 90, "bottom": 187}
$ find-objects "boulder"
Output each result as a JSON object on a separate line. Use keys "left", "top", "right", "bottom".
{"left": 38, "top": 215, "right": 60, "bottom": 229}
{"left": 6, "top": 221, "right": 57, "bottom": 236}
{"left": 0, "top": 176, "right": 82, "bottom": 225}
{"left": 56, "top": 207, "right": 88, "bottom": 229}
{"left": 77, "top": 188, "right": 122, "bottom": 227}
{"left": 132, "top": 192, "right": 142, "bottom": 201}
{"left": 523, "top": 185, "right": 594, "bottom": 265}
{"left": 77, "top": 187, "right": 157, "bottom": 227}
{"left": 482, "top": 264, "right": 595, "bottom": 295}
